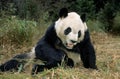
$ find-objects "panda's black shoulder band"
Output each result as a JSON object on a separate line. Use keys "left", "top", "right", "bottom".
{"left": 59, "top": 8, "right": 68, "bottom": 18}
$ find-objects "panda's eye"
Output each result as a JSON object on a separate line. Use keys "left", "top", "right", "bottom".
{"left": 78, "top": 30, "right": 81, "bottom": 38}
{"left": 64, "top": 27, "right": 71, "bottom": 35}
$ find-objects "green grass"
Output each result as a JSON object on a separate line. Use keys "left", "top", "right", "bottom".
{"left": 0, "top": 16, "right": 47, "bottom": 59}
{"left": 0, "top": 17, "right": 37, "bottom": 46}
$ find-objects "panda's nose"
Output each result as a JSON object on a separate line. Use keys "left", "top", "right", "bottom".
{"left": 71, "top": 40, "right": 77, "bottom": 43}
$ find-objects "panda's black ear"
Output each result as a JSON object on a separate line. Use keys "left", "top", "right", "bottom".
{"left": 81, "top": 13, "right": 86, "bottom": 22}
{"left": 59, "top": 8, "right": 68, "bottom": 18}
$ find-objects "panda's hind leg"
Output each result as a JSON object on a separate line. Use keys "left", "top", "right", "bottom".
{"left": 0, "top": 53, "right": 31, "bottom": 72}
{"left": 0, "top": 59, "right": 22, "bottom": 72}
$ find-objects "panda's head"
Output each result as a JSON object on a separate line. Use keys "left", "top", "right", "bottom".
{"left": 55, "top": 8, "right": 88, "bottom": 49}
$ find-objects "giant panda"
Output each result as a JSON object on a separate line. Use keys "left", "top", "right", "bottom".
{"left": 0, "top": 8, "right": 97, "bottom": 75}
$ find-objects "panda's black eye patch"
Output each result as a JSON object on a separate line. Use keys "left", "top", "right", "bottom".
{"left": 78, "top": 30, "right": 81, "bottom": 38}
{"left": 64, "top": 27, "right": 71, "bottom": 35}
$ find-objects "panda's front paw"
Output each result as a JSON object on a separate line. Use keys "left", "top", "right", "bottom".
{"left": 91, "top": 65, "right": 98, "bottom": 70}
{"left": 89, "top": 65, "right": 98, "bottom": 70}
{"left": 66, "top": 58, "right": 74, "bottom": 67}
{"left": 31, "top": 64, "right": 44, "bottom": 75}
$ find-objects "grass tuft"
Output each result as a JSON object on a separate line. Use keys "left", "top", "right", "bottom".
{"left": 0, "top": 17, "right": 37, "bottom": 46}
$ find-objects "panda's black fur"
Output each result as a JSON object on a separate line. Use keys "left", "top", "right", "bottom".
{"left": 0, "top": 8, "right": 97, "bottom": 74}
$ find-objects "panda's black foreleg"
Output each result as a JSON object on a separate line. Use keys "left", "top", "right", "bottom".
{"left": 31, "top": 60, "right": 61, "bottom": 75}
{"left": 31, "top": 57, "right": 74, "bottom": 75}
{"left": 31, "top": 55, "right": 74, "bottom": 75}
{"left": 80, "top": 40, "right": 97, "bottom": 69}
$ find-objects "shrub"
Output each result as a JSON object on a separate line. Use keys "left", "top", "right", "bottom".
{"left": 97, "top": 1, "right": 120, "bottom": 33}
{"left": 112, "top": 13, "right": 120, "bottom": 35}
{"left": 87, "top": 20, "right": 104, "bottom": 32}
{"left": 70, "top": 0, "right": 96, "bottom": 20}
{"left": 0, "top": 16, "right": 37, "bottom": 46}
{"left": 97, "top": 2, "right": 115, "bottom": 32}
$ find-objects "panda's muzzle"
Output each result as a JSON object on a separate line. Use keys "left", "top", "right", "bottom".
{"left": 65, "top": 42, "right": 76, "bottom": 49}
{"left": 64, "top": 40, "right": 78, "bottom": 49}
{"left": 66, "top": 43, "right": 74, "bottom": 48}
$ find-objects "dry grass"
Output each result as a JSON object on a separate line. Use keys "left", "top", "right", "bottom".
{"left": 0, "top": 30, "right": 120, "bottom": 79}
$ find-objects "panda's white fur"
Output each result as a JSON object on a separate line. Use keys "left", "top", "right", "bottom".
{"left": 55, "top": 12, "right": 87, "bottom": 49}
{"left": 55, "top": 12, "right": 88, "bottom": 64}
{"left": 28, "top": 47, "right": 35, "bottom": 59}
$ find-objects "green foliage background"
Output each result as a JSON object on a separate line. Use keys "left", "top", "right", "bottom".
{"left": 0, "top": 0, "right": 120, "bottom": 32}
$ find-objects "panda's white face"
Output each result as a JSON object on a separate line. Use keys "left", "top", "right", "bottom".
{"left": 55, "top": 12, "right": 87, "bottom": 49}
